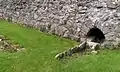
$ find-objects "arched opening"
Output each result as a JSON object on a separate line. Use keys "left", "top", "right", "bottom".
{"left": 86, "top": 26, "right": 105, "bottom": 43}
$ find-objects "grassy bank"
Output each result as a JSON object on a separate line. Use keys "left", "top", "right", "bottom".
{"left": 0, "top": 19, "right": 120, "bottom": 72}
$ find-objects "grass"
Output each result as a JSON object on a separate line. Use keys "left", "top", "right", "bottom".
{"left": 0, "top": 19, "right": 120, "bottom": 72}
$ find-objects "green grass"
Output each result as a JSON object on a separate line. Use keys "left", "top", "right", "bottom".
{"left": 0, "top": 19, "right": 120, "bottom": 72}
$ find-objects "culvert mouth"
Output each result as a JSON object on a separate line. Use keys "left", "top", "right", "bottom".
{"left": 86, "top": 26, "right": 105, "bottom": 43}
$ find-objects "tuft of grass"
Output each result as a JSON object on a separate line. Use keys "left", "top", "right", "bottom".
{"left": 0, "top": 19, "right": 120, "bottom": 72}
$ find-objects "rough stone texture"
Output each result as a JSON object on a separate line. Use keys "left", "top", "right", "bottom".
{"left": 0, "top": 0, "right": 120, "bottom": 45}
{"left": 55, "top": 41, "right": 100, "bottom": 59}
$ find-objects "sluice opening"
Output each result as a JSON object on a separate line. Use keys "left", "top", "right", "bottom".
{"left": 86, "top": 26, "right": 105, "bottom": 43}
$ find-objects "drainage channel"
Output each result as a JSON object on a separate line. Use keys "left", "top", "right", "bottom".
{"left": 55, "top": 26, "right": 105, "bottom": 59}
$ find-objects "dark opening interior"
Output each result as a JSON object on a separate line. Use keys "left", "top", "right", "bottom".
{"left": 86, "top": 26, "right": 105, "bottom": 43}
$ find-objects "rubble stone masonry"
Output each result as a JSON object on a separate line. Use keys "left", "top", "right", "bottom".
{"left": 1, "top": 0, "right": 120, "bottom": 46}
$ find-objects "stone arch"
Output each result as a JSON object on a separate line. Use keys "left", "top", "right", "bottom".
{"left": 86, "top": 26, "right": 105, "bottom": 43}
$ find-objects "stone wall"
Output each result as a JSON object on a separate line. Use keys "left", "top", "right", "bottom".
{"left": 0, "top": 0, "right": 120, "bottom": 45}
